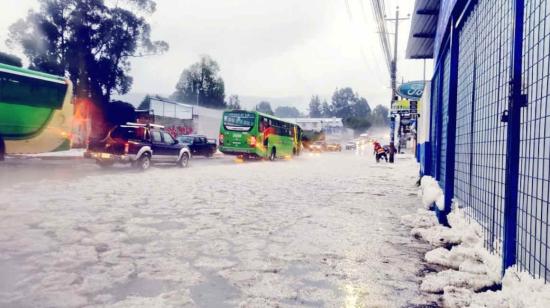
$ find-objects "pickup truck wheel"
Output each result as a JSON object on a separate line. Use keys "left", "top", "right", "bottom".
{"left": 137, "top": 153, "right": 151, "bottom": 170}
{"left": 178, "top": 153, "right": 189, "bottom": 168}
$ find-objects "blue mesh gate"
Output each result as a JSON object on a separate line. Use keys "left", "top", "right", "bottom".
{"left": 426, "top": 0, "right": 550, "bottom": 280}
{"left": 516, "top": 0, "right": 550, "bottom": 281}
{"left": 446, "top": 0, "right": 512, "bottom": 255}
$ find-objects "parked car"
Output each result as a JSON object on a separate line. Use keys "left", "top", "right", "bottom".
{"left": 177, "top": 135, "right": 217, "bottom": 157}
{"left": 310, "top": 141, "right": 327, "bottom": 152}
{"left": 345, "top": 141, "right": 357, "bottom": 150}
{"left": 87, "top": 123, "right": 191, "bottom": 170}
{"left": 326, "top": 143, "right": 342, "bottom": 151}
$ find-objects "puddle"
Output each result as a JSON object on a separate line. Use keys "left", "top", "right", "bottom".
{"left": 148, "top": 221, "right": 185, "bottom": 231}
{"left": 0, "top": 258, "right": 29, "bottom": 294}
{"left": 109, "top": 277, "right": 176, "bottom": 302}
{"left": 286, "top": 263, "right": 334, "bottom": 290}
{"left": 190, "top": 272, "right": 240, "bottom": 307}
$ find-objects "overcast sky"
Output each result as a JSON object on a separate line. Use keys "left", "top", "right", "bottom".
{"left": 1, "top": 0, "right": 432, "bottom": 110}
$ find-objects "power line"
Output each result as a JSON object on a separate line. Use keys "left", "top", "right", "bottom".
{"left": 370, "top": 0, "right": 392, "bottom": 75}
{"left": 343, "top": 0, "right": 374, "bottom": 73}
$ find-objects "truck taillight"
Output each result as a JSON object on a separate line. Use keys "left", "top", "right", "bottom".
{"left": 219, "top": 133, "right": 224, "bottom": 145}
{"left": 124, "top": 142, "right": 129, "bottom": 154}
{"left": 249, "top": 136, "right": 257, "bottom": 147}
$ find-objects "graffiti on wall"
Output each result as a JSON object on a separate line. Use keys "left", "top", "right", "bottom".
{"left": 165, "top": 125, "right": 194, "bottom": 138}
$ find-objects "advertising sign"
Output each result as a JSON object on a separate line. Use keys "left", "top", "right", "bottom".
{"left": 397, "top": 81, "right": 425, "bottom": 100}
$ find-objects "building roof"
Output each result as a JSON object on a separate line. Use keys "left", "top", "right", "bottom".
{"left": 282, "top": 118, "right": 344, "bottom": 127}
{"left": 405, "top": 0, "right": 440, "bottom": 59}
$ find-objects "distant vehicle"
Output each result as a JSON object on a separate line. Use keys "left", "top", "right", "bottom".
{"left": 87, "top": 123, "right": 191, "bottom": 170}
{"left": 326, "top": 143, "right": 342, "bottom": 152}
{"left": 177, "top": 135, "right": 217, "bottom": 157}
{"left": 310, "top": 141, "right": 326, "bottom": 152}
{"left": 345, "top": 141, "right": 357, "bottom": 150}
{"left": 0, "top": 63, "right": 74, "bottom": 160}
{"left": 219, "top": 110, "right": 302, "bottom": 160}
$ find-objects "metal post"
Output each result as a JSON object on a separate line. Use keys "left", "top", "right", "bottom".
{"left": 502, "top": 0, "right": 525, "bottom": 274}
{"left": 389, "top": 6, "right": 400, "bottom": 163}
{"left": 443, "top": 18, "right": 460, "bottom": 222}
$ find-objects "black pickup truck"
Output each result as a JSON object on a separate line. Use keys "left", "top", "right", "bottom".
{"left": 86, "top": 123, "right": 191, "bottom": 170}
{"left": 177, "top": 135, "right": 217, "bottom": 157}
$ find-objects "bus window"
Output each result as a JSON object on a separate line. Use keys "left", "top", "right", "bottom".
{"left": 259, "top": 117, "right": 269, "bottom": 132}
{"left": 223, "top": 111, "right": 256, "bottom": 131}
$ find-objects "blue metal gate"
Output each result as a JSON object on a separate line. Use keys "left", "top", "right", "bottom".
{"left": 516, "top": 0, "right": 550, "bottom": 281}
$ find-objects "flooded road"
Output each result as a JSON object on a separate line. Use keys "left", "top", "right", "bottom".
{"left": 0, "top": 152, "right": 435, "bottom": 307}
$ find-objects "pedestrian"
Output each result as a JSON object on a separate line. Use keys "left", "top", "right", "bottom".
{"left": 373, "top": 141, "right": 387, "bottom": 163}
{"left": 388, "top": 142, "right": 397, "bottom": 163}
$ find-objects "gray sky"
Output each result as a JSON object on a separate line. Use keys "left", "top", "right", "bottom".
{"left": 1, "top": 0, "right": 432, "bottom": 110}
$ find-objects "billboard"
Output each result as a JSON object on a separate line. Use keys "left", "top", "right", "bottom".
{"left": 392, "top": 99, "right": 418, "bottom": 115}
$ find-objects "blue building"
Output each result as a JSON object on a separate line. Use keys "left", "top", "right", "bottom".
{"left": 408, "top": 0, "right": 550, "bottom": 281}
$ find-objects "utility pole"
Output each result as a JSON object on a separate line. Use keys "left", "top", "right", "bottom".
{"left": 386, "top": 6, "right": 409, "bottom": 163}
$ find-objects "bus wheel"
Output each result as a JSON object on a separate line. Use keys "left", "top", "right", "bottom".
{"left": 0, "top": 137, "right": 5, "bottom": 161}
{"left": 269, "top": 148, "right": 276, "bottom": 161}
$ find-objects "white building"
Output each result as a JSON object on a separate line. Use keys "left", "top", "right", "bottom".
{"left": 138, "top": 96, "right": 223, "bottom": 139}
{"left": 281, "top": 118, "right": 344, "bottom": 134}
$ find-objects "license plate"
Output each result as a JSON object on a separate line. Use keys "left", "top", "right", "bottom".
{"left": 100, "top": 153, "right": 111, "bottom": 159}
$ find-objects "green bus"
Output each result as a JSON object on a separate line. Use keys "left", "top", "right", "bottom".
{"left": 0, "top": 63, "right": 73, "bottom": 159}
{"left": 219, "top": 110, "right": 302, "bottom": 160}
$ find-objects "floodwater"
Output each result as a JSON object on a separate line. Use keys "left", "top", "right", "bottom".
{"left": 0, "top": 151, "right": 436, "bottom": 307}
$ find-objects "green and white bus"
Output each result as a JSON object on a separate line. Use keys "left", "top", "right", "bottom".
{"left": 219, "top": 110, "right": 302, "bottom": 160}
{"left": 0, "top": 63, "right": 73, "bottom": 159}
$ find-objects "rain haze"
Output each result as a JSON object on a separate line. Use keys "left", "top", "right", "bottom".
{"left": 1, "top": 0, "right": 431, "bottom": 110}
{"left": 2, "top": 0, "right": 506, "bottom": 307}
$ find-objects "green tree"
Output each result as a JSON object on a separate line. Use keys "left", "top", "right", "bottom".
{"left": 330, "top": 87, "right": 355, "bottom": 118}
{"left": 7, "top": 0, "right": 168, "bottom": 105}
{"left": 172, "top": 55, "right": 226, "bottom": 108}
{"left": 328, "top": 87, "right": 372, "bottom": 134}
{"left": 255, "top": 101, "right": 274, "bottom": 115}
{"left": 370, "top": 105, "right": 390, "bottom": 127}
{"left": 275, "top": 106, "right": 301, "bottom": 118}
{"left": 226, "top": 95, "right": 241, "bottom": 110}
{"left": 0, "top": 51, "right": 22, "bottom": 67}
{"left": 321, "top": 99, "right": 332, "bottom": 117}
{"left": 308, "top": 95, "right": 322, "bottom": 117}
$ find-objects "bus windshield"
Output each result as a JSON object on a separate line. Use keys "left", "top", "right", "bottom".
{"left": 223, "top": 112, "right": 256, "bottom": 131}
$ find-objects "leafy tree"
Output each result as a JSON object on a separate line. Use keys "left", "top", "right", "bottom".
{"left": 370, "top": 105, "right": 390, "bottom": 127}
{"left": 321, "top": 100, "right": 332, "bottom": 117}
{"left": 255, "top": 101, "right": 274, "bottom": 115}
{"left": 308, "top": 95, "right": 322, "bottom": 117}
{"left": 0, "top": 51, "right": 22, "bottom": 67}
{"left": 7, "top": 0, "right": 168, "bottom": 105}
{"left": 172, "top": 55, "right": 226, "bottom": 108}
{"left": 344, "top": 117, "right": 372, "bottom": 133}
{"left": 327, "top": 87, "right": 373, "bottom": 133}
{"left": 330, "top": 87, "right": 355, "bottom": 118}
{"left": 353, "top": 97, "right": 371, "bottom": 117}
{"left": 275, "top": 106, "right": 301, "bottom": 118}
{"left": 226, "top": 95, "right": 241, "bottom": 110}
